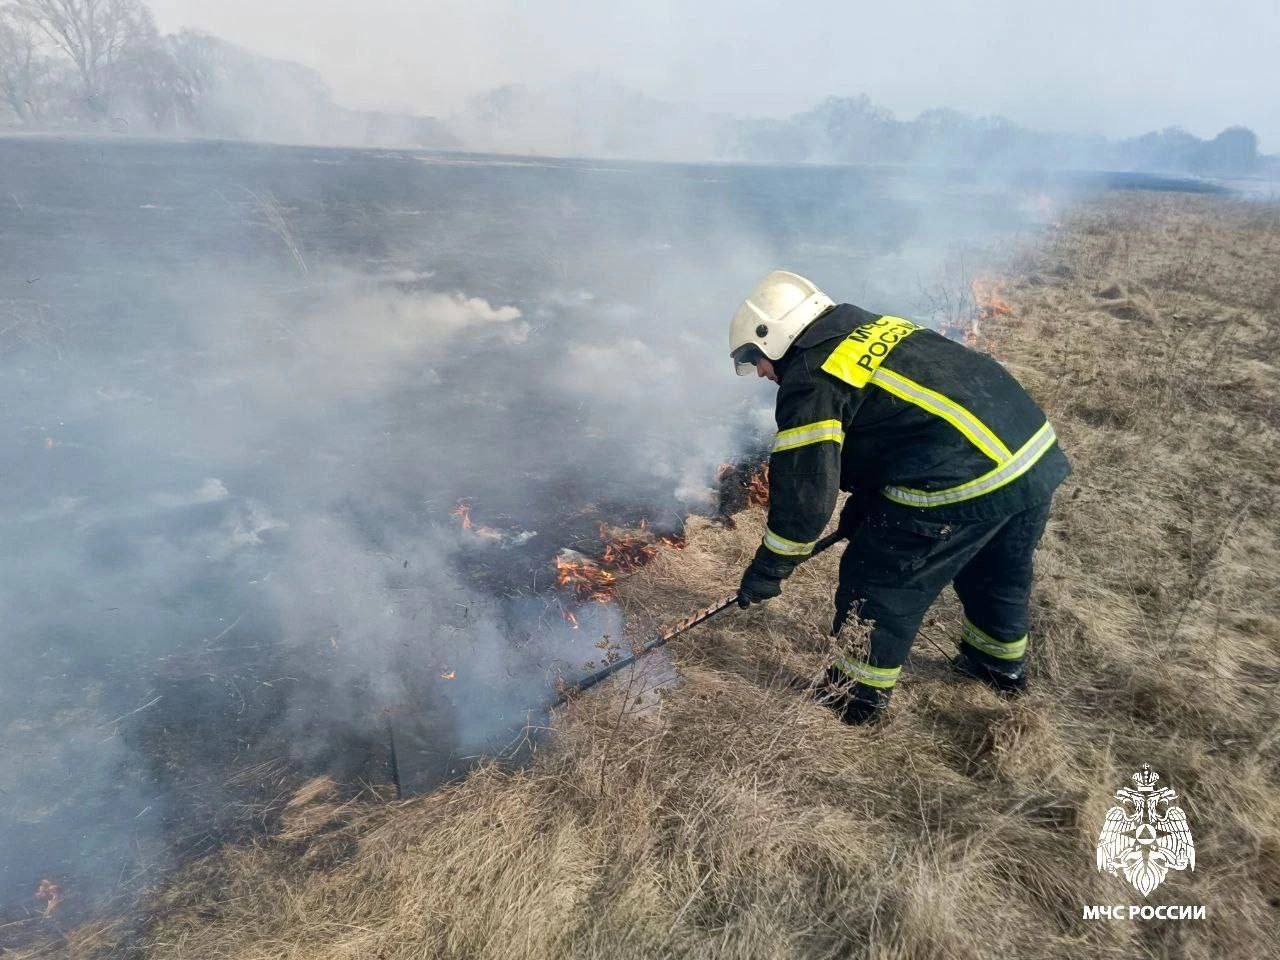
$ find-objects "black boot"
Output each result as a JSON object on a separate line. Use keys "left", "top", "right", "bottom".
{"left": 952, "top": 646, "right": 1028, "bottom": 696}
{"left": 816, "top": 667, "right": 892, "bottom": 725}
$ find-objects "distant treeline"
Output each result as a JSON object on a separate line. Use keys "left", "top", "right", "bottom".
{"left": 459, "top": 83, "right": 1275, "bottom": 178}
{"left": 730, "top": 95, "right": 1269, "bottom": 177}
{"left": 0, "top": 1, "right": 1273, "bottom": 177}
{"left": 0, "top": 0, "right": 455, "bottom": 148}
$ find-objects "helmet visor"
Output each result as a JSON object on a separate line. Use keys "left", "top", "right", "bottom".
{"left": 731, "top": 343, "right": 764, "bottom": 376}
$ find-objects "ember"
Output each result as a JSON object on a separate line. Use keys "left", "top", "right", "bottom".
{"left": 747, "top": 463, "right": 770, "bottom": 507}
{"left": 439, "top": 670, "right": 456, "bottom": 681}
{"left": 599, "top": 523, "right": 659, "bottom": 571}
{"left": 717, "top": 459, "right": 771, "bottom": 516}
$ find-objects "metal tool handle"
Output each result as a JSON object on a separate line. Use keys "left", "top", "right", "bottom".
{"left": 554, "top": 528, "right": 846, "bottom": 705}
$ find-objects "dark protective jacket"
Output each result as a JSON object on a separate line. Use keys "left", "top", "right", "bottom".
{"left": 754, "top": 303, "right": 1071, "bottom": 578}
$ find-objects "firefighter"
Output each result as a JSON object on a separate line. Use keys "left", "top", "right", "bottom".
{"left": 730, "top": 270, "right": 1070, "bottom": 724}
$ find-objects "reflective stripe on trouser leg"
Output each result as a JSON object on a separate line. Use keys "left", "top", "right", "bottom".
{"left": 832, "top": 528, "right": 957, "bottom": 691}
{"left": 952, "top": 501, "right": 1050, "bottom": 666}
{"left": 960, "top": 618, "right": 1027, "bottom": 661}
{"left": 832, "top": 658, "right": 901, "bottom": 689}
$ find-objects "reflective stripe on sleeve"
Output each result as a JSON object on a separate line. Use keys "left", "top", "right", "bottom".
{"left": 833, "top": 658, "right": 902, "bottom": 689}
{"left": 869, "top": 367, "right": 1013, "bottom": 464}
{"left": 882, "top": 421, "right": 1057, "bottom": 508}
{"left": 960, "top": 619, "right": 1027, "bottom": 660}
{"left": 761, "top": 526, "right": 816, "bottom": 557}
{"left": 772, "top": 419, "right": 845, "bottom": 454}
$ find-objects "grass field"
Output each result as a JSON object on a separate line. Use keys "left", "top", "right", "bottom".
{"left": 20, "top": 190, "right": 1280, "bottom": 959}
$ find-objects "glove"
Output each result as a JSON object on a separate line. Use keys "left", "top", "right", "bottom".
{"left": 737, "top": 563, "right": 783, "bottom": 608}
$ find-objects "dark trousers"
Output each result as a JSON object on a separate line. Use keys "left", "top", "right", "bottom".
{"left": 833, "top": 497, "right": 1053, "bottom": 683}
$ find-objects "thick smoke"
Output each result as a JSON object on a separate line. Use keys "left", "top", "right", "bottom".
{"left": 0, "top": 135, "right": 1067, "bottom": 930}
{"left": 0, "top": 0, "right": 1261, "bottom": 945}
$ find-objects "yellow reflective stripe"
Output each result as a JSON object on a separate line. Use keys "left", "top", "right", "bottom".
{"left": 834, "top": 657, "right": 902, "bottom": 689}
{"left": 773, "top": 419, "right": 845, "bottom": 453}
{"left": 869, "top": 368, "right": 1013, "bottom": 464}
{"left": 961, "top": 619, "right": 1027, "bottom": 660}
{"left": 882, "top": 421, "right": 1057, "bottom": 508}
{"left": 819, "top": 318, "right": 1010, "bottom": 466}
{"left": 821, "top": 315, "right": 922, "bottom": 388}
{"left": 761, "top": 526, "right": 816, "bottom": 557}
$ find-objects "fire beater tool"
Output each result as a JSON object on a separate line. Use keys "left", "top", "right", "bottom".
{"left": 555, "top": 528, "right": 847, "bottom": 705}
{"left": 387, "top": 528, "right": 845, "bottom": 798}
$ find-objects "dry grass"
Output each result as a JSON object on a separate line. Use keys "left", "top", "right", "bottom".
{"left": 19, "top": 192, "right": 1280, "bottom": 959}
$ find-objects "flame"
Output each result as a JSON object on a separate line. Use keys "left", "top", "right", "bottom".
{"left": 451, "top": 500, "right": 473, "bottom": 529}
{"left": 956, "top": 276, "right": 1015, "bottom": 351}
{"left": 35, "top": 879, "right": 63, "bottom": 917}
{"left": 553, "top": 521, "right": 685, "bottom": 611}
{"left": 971, "top": 277, "right": 1013, "bottom": 321}
{"left": 451, "top": 499, "right": 503, "bottom": 539}
{"left": 598, "top": 522, "right": 659, "bottom": 571}
{"left": 562, "top": 609, "right": 579, "bottom": 629}
{"left": 439, "top": 670, "right": 456, "bottom": 681}
{"left": 555, "top": 556, "right": 617, "bottom": 603}
{"left": 1030, "top": 192, "right": 1062, "bottom": 228}
{"left": 747, "top": 463, "right": 769, "bottom": 507}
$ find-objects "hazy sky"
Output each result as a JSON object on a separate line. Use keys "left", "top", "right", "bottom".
{"left": 149, "top": 0, "right": 1280, "bottom": 149}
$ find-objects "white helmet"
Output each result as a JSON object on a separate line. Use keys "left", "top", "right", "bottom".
{"left": 729, "top": 270, "right": 834, "bottom": 375}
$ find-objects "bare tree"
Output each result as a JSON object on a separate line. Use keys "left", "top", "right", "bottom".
{"left": 0, "top": 4, "right": 50, "bottom": 122}
{"left": 160, "top": 30, "right": 220, "bottom": 125}
{"left": 9, "top": 0, "right": 155, "bottom": 115}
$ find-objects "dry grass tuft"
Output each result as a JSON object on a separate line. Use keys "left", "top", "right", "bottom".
{"left": 18, "top": 192, "right": 1280, "bottom": 959}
